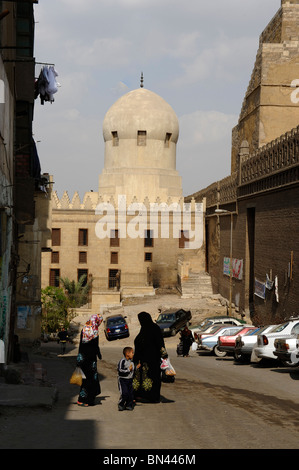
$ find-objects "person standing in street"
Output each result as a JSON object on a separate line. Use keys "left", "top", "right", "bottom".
{"left": 179, "top": 325, "right": 194, "bottom": 357}
{"left": 76, "top": 314, "right": 103, "bottom": 407}
{"left": 133, "top": 311, "right": 165, "bottom": 403}
{"left": 117, "top": 346, "right": 140, "bottom": 411}
{"left": 58, "top": 327, "right": 68, "bottom": 355}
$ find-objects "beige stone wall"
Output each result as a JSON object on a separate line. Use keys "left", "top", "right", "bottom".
{"left": 231, "top": 1, "right": 299, "bottom": 172}
{"left": 41, "top": 193, "right": 205, "bottom": 310}
{"left": 16, "top": 184, "right": 52, "bottom": 342}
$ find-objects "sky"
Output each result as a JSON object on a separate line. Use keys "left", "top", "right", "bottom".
{"left": 32, "top": 0, "right": 281, "bottom": 200}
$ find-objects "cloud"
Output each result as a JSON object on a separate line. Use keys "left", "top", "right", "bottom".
{"left": 32, "top": 0, "right": 280, "bottom": 200}
{"left": 177, "top": 110, "right": 238, "bottom": 195}
{"left": 65, "top": 37, "right": 132, "bottom": 69}
{"left": 173, "top": 36, "right": 258, "bottom": 86}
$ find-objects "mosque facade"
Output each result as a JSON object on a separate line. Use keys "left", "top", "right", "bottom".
{"left": 41, "top": 84, "right": 206, "bottom": 312}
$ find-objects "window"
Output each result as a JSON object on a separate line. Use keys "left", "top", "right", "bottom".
{"left": 137, "top": 130, "right": 147, "bottom": 146}
{"left": 111, "top": 252, "right": 118, "bottom": 264}
{"left": 179, "top": 230, "right": 189, "bottom": 248}
{"left": 144, "top": 229, "right": 154, "bottom": 247}
{"left": 144, "top": 252, "right": 152, "bottom": 262}
{"left": 110, "top": 229, "right": 119, "bottom": 247}
{"left": 49, "top": 269, "right": 60, "bottom": 287}
{"left": 51, "top": 251, "right": 59, "bottom": 263}
{"left": 164, "top": 133, "right": 172, "bottom": 148}
{"left": 51, "top": 228, "right": 61, "bottom": 246}
{"left": 78, "top": 269, "right": 88, "bottom": 286}
{"left": 78, "top": 229, "right": 88, "bottom": 246}
{"left": 79, "top": 251, "right": 87, "bottom": 263}
{"left": 109, "top": 269, "right": 119, "bottom": 289}
{"left": 112, "top": 131, "right": 119, "bottom": 147}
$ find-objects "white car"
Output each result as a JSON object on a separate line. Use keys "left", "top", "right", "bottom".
{"left": 198, "top": 325, "right": 245, "bottom": 357}
{"left": 193, "top": 316, "right": 246, "bottom": 339}
{"left": 234, "top": 325, "right": 276, "bottom": 362}
{"left": 273, "top": 335, "right": 299, "bottom": 366}
{"left": 253, "top": 318, "right": 299, "bottom": 362}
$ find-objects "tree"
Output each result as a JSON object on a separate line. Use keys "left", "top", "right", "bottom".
{"left": 41, "top": 286, "right": 69, "bottom": 333}
{"left": 41, "top": 275, "right": 93, "bottom": 333}
{"left": 60, "top": 274, "right": 93, "bottom": 308}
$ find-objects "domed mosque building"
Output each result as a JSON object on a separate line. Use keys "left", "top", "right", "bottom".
{"left": 42, "top": 76, "right": 206, "bottom": 312}
{"left": 100, "top": 78, "right": 182, "bottom": 202}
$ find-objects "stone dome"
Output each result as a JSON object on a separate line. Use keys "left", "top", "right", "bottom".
{"left": 103, "top": 87, "right": 179, "bottom": 143}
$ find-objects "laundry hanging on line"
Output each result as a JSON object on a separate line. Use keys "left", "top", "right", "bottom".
{"left": 35, "top": 65, "right": 60, "bottom": 105}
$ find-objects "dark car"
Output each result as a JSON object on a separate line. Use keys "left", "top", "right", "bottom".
{"left": 104, "top": 315, "right": 130, "bottom": 341}
{"left": 155, "top": 309, "right": 192, "bottom": 337}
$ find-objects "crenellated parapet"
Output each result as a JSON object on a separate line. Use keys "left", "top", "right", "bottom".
{"left": 238, "top": 125, "right": 299, "bottom": 198}
{"left": 51, "top": 190, "right": 189, "bottom": 211}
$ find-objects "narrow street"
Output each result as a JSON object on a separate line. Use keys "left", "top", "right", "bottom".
{"left": 1, "top": 335, "right": 299, "bottom": 451}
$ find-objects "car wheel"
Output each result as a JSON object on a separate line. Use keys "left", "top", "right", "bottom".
{"left": 214, "top": 345, "right": 227, "bottom": 357}
{"left": 282, "top": 360, "right": 299, "bottom": 367}
{"left": 234, "top": 352, "right": 246, "bottom": 362}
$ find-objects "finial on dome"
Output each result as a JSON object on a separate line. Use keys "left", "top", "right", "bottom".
{"left": 140, "top": 72, "right": 144, "bottom": 88}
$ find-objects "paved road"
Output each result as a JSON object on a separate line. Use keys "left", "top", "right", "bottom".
{"left": 1, "top": 336, "right": 299, "bottom": 451}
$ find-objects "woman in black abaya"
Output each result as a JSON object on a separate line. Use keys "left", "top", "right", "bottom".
{"left": 133, "top": 311, "right": 165, "bottom": 403}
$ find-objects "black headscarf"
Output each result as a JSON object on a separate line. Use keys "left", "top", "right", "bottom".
{"left": 134, "top": 312, "right": 165, "bottom": 364}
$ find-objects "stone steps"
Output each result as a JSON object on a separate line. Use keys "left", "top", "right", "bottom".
{"left": 179, "top": 272, "right": 213, "bottom": 299}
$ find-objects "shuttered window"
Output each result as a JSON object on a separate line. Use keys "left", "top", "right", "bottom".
{"left": 110, "top": 252, "right": 118, "bottom": 264}
{"left": 51, "top": 228, "right": 61, "bottom": 246}
{"left": 49, "top": 269, "right": 60, "bottom": 287}
{"left": 110, "top": 229, "right": 119, "bottom": 247}
{"left": 79, "top": 251, "right": 87, "bottom": 263}
{"left": 109, "top": 269, "right": 119, "bottom": 289}
{"left": 78, "top": 229, "right": 88, "bottom": 246}
{"left": 144, "top": 252, "right": 152, "bottom": 262}
{"left": 51, "top": 251, "right": 59, "bottom": 263}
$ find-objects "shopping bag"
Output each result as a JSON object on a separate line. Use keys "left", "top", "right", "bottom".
{"left": 70, "top": 367, "right": 85, "bottom": 386}
{"left": 160, "top": 358, "right": 176, "bottom": 376}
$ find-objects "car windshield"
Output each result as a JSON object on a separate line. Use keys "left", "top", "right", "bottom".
{"left": 157, "top": 313, "right": 176, "bottom": 323}
{"left": 221, "top": 327, "right": 242, "bottom": 336}
{"left": 252, "top": 325, "right": 273, "bottom": 335}
{"left": 107, "top": 317, "right": 126, "bottom": 326}
{"left": 271, "top": 322, "right": 289, "bottom": 333}
{"left": 244, "top": 327, "right": 261, "bottom": 336}
{"left": 209, "top": 325, "right": 225, "bottom": 333}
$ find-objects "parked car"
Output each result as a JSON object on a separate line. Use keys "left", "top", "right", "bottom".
{"left": 234, "top": 325, "right": 276, "bottom": 362}
{"left": 217, "top": 326, "right": 256, "bottom": 356}
{"left": 104, "top": 315, "right": 130, "bottom": 341}
{"left": 197, "top": 316, "right": 246, "bottom": 330}
{"left": 253, "top": 318, "right": 299, "bottom": 362}
{"left": 155, "top": 309, "right": 192, "bottom": 337}
{"left": 273, "top": 335, "right": 299, "bottom": 367}
{"left": 198, "top": 325, "right": 244, "bottom": 357}
{"left": 194, "top": 323, "right": 236, "bottom": 343}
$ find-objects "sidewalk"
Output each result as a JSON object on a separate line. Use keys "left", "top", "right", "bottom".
{"left": 0, "top": 344, "right": 75, "bottom": 409}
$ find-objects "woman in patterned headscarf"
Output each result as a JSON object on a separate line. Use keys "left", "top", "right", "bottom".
{"left": 76, "top": 314, "right": 103, "bottom": 406}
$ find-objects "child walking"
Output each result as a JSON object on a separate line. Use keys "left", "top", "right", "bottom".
{"left": 117, "top": 346, "right": 140, "bottom": 411}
